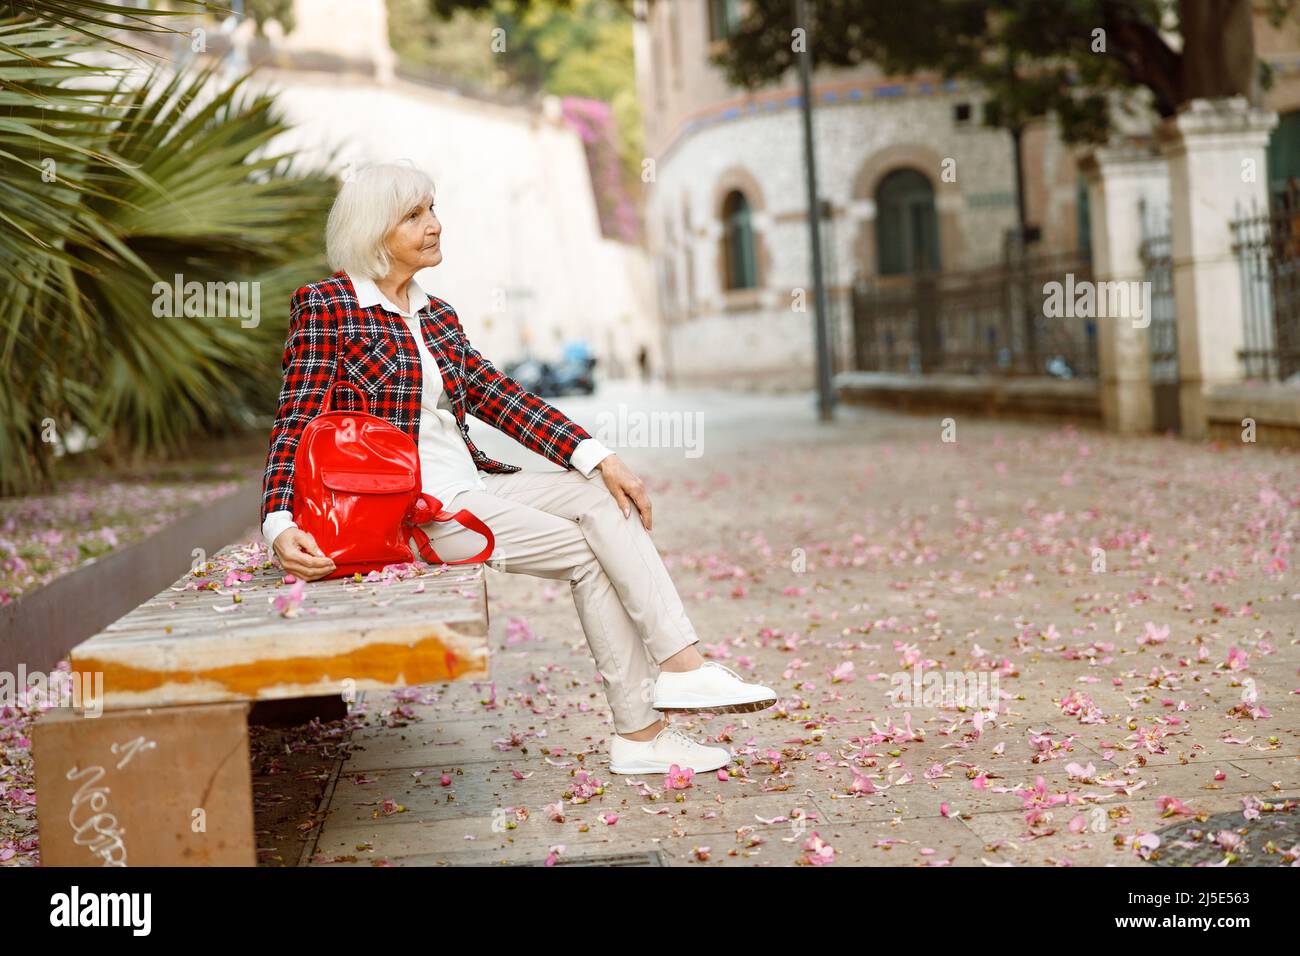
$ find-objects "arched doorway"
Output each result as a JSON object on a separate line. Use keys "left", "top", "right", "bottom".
{"left": 875, "top": 168, "right": 941, "bottom": 275}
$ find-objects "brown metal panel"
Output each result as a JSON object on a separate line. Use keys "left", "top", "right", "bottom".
{"left": 0, "top": 480, "right": 262, "bottom": 675}
{"left": 32, "top": 702, "right": 255, "bottom": 867}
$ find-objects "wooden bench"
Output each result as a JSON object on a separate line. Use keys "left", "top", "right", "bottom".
{"left": 31, "top": 540, "right": 488, "bottom": 866}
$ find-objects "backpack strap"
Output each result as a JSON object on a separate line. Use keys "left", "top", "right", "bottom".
{"left": 404, "top": 493, "right": 494, "bottom": 566}
{"left": 321, "top": 380, "right": 368, "bottom": 414}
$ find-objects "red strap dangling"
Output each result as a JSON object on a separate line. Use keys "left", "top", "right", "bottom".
{"left": 404, "top": 493, "right": 494, "bottom": 566}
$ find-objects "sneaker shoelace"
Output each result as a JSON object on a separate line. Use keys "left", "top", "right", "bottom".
{"left": 701, "top": 660, "right": 745, "bottom": 683}
{"left": 656, "top": 725, "right": 700, "bottom": 750}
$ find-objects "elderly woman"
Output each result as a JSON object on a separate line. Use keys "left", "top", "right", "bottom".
{"left": 261, "top": 162, "right": 775, "bottom": 775}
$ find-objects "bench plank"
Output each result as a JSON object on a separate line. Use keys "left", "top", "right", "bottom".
{"left": 69, "top": 542, "right": 489, "bottom": 710}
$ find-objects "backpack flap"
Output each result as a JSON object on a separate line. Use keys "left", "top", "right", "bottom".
{"left": 321, "top": 470, "right": 416, "bottom": 494}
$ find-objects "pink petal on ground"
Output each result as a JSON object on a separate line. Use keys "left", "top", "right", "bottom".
{"left": 664, "top": 764, "right": 695, "bottom": 790}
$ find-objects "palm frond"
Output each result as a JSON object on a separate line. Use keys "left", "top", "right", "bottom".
{"left": 0, "top": 10, "right": 335, "bottom": 493}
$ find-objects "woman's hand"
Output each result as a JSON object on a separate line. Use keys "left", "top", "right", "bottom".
{"left": 272, "top": 528, "right": 337, "bottom": 581}
{"left": 597, "top": 454, "right": 652, "bottom": 531}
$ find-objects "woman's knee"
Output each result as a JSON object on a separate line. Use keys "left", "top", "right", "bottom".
{"left": 578, "top": 469, "right": 625, "bottom": 519}
{"left": 568, "top": 545, "right": 605, "bottom": 586}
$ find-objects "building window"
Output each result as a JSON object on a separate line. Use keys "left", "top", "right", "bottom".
{"left": 663, "top": 212, "right": 677, "bottom": 299}
{"left": 1268, "top": 109, "right": 1300, "bottom": 205}
{"left": 1076, "top": 173, "right": 1092, "bottom": 257}
{"left": 709, "top": 0, "right": 741, "bottom": 42}
{"left": 875, "top": 168, "right": 941, "bottom": 275}
{"left": 721, "top": 190, "right": 757, "bottom": 290}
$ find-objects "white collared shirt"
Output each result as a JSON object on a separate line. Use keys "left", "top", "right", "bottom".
{"left": 261, "top": 273, "right": 611, "bottom": 553}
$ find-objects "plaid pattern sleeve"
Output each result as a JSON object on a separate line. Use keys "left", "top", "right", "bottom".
{"left": 260, "top": 285, "right": 338, "bottom": 523}
{"left": 450, "top": 309, "right": 592, "bottom": 468}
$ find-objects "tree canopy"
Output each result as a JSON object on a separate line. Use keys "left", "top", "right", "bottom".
{"left": 424, "top": 0, "right": 1299, "bottom": 143}
{"left": 709, "top": 0, "right": 1300, "bottom": 143}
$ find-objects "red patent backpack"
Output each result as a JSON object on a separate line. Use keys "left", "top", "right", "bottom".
{"left": 291, "top": 381, "right": 494, "bottom": 580}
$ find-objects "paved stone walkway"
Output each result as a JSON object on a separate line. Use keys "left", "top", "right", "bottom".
{"left": 300, "top": 386, "right": 1299, "bottom": 867}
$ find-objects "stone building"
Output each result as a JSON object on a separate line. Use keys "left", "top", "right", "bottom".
{"left": 634, "top": 2, "right": 1300, "bottom": 447}
{"left": 632, "top": 0, "right": 1088, "bottom": 390}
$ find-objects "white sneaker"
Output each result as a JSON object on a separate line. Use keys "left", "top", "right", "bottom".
{"left": 652, "top": 661, "right": 777, "bottom": 714}
{"left": 608, "top": 724, "right": 731, "bottom": 775}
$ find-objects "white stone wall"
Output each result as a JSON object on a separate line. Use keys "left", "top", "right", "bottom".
{"left": 588, "top": 236, "right": 663, "bottom": 380}
{"left": 243, "top": 69, "right": 656, "bottom": 375}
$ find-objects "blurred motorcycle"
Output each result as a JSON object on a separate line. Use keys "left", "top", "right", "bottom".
{"left": 504, "top": 358, "right": 558, "bottom": 396}
{"left": 505, "top": 341, "right": 597, "bottom": 397}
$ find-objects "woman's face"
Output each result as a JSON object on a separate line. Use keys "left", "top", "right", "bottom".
{"left": 384, "top": 193, "right": 442, "bottom": 275}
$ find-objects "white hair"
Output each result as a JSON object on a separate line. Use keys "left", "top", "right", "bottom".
{"left": 325, "top": 160, "right": 436, "bottom": 279}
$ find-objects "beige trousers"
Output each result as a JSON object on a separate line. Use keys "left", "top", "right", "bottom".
{"left": 412, "top": 468, "right": 699, "bottom": 733}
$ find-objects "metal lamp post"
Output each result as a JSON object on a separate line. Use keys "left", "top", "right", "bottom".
{"left": 794, "top": 0, "right": 835, "bottom": 421}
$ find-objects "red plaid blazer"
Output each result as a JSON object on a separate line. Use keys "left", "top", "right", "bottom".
{"left": 260, "top": 272, "right": 591, "bottom": 524}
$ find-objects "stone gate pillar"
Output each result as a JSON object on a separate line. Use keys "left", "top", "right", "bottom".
{"left": 1157, "top": 98, "right": 1277, "bottom": 439}
{"left": 1079, "top": 143, "right": 1169, "bottom": 433}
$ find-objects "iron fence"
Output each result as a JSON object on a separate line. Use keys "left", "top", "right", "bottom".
{"left": 850, "top": 251, "right": 1098, "bottom": 378}
{"left": 1137, "top": 197, "right": 1181, "bottom": 432}
{"left": 1230, "top": 182, "right": 1300, "bottom": 382}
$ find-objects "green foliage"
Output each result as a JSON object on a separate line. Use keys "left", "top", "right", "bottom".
{"left": 4, "top": 0, "right": 219, "bottom": 46}
{"left": 0, "top": 20, "right": 130, "bottom": 285}
{"left": 387, "top": 0, "right": 501, "bottom": 85}
{"left": 389, "top": 0, "right": 642, "bottom": 202}
{"left": 710, "top": 0, "right": 1299, "bottom": 144}
{"left": 242, "top": 0, "right": 296, "bottom": 34}
{"left": 1, "top": 3, "right": 334, "bottom": 493}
